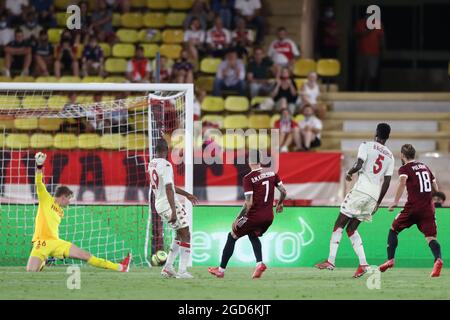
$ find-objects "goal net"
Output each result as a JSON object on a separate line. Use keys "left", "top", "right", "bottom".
{"left": 0, "top": 82, "right": 193, "bottom": 267}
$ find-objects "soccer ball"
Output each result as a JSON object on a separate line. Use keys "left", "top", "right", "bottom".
{"left": 151, "top": 250, "right": 168, "bottom": 266}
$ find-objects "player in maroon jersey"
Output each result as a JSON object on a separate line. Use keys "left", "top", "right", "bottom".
{"left": 379, "top": 144, "right": 443, "bottom": 277}
{"left": 208, "top": 152, "right": 287, "bottom": 279}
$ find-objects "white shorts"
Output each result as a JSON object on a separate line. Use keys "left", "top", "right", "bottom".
{"left": 158, "top": 201, "right": 189, "bottom": 230}
{"left": 340, "top": 189, "right": 377, "bottom": 222}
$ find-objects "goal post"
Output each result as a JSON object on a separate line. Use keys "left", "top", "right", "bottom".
{"left": 0, "top": 82, "right": 194, "bottom": 267}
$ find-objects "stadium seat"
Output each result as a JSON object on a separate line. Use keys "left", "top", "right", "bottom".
{"left": 30, "top": 133, "right": 54, "bottom": 149}
{"left": 104, "top": 76, "right": 128, "bottom": 83}
{"left": 121, "top": 13, "right": 144, "bottom": 29}
{"left": 162, "top": 29, "right": 184, "bottom": 44}
{"left": 112, "top": 13, "right": 122, "bottom": 27}
{"left": 47, "top": 28, "right": 63, "bottom": 43}
{"left": 78, "top": 95, "right": 94, "bottom": 104}
{"left": 0, "top": 58, "right": 3, "bottom": 69}
{"left": 78, "top": 134, "right": 101, "bottom": 149}
{"left": 223, "top": 133, "right": 246, "bottom": 150}
{"left": 129, "top": 115, "right": 148, "bottom": 131}
{"left": 223, "top": 114, "right": 248, "bottom": 129}
{"left": 22, "top": 96, "right": 47, "bottom": 109}
{"left": 0, "top": 76, "right": 11, "bottom": 82}
{"left": 13, "top": 76, "right": 35, "bottom": 82}
{"left": 138, "top": 29, "right": 162, "bottom": 43}
{"left": 201, "top": 114, "right": 224, "bottom": 128}
{"left": 165, "top": 12, "right": 187, "bottom": 27}
{"left": 56, "top": 12, "right": 68, "bottom": 27}
{"left": 141, "top": 44, "right": 159, "bottom": 58}
{"left": 100, "top": 134, "right": 125, "bottom": 149}
{"left": 195, "top": 76, "right": 215, "bottom": 92}
{"left": 201, "top": 96, "right": 224, "bottom": 112}
{"left": 159, "top": 44, "right": 182, "bottom": 59}
{"left": 5, "top": 134, "right": 30, "bottom": 149}
{"left": 47, "top": 95, "right": 68, "bottom": 110}
{"left": 317, "top": 59, "right": 341, "bottom": 77}
{"left": 126, "top": 134, "right": 147, "bottom": 150}
{"left": 147, "top": 0, "right": 169, "bottom": 9}
{"left": 53, "top": 133, "right": 78, "bottom": 149}
{"left": 59, "top": 76, "right": 82, "bottom": 83}
{"left": 295, "top": 114, "right": 305, "bottom": 123}
{"left": 36, "top": 76, "right": 58, "bottom": 82}
{"left": 295, "top": 78, "right": 307, "bottom": 89}
{"left": 0, "top": 96, "right": 20, "bottom": 109}
{"left": 82, "top": 76, "right": 104, "bottom": 83}
{"left": 143, "top": 13, "right": 166, "bottom": 28}
{"left": 270, "top": 114, "right": 280, "bottom": 127}
{"left": 99, "top": 43, "right": 111, "bottom": 57}
{"left": 169, "top": 0, "right": 194, "bottom": 10}
{"left": 55, "top": 0, "right": 71, "bottom": 10}
{"left": 112, "top": 43, "right": 136, "bottom": 58}
{"left": 250, "top": 96, "right": 268, "bottom": 106}
{"left": 224, "top": 96, "right": 249, "bottom": 112}
{"left": 38, "top": 118, "right": 63, "bottom": 131}
{"left": 247, "top": 133, "right": 270, "bottom": 150}
{"left": 0, "top": 118, "right": 14, "bottom": 130}
{"left": 116, "top": 29, "right": 139, "bottom": 43}
{"left": 131, "top": 0, "right": 146, "bottom": 8}
{"left": 105, "top": 58, "right": 128, "bottom": 73}
{"left": 293, "top": 59, "right": 316, "bottom": 77}
{"left": 200, "top": 57, "right": 222, "bottom": 74}
{"left": 248, "top": 114, "right": 271, "bottom": 129}
{"left": 14, "top": 118, "right": 38, "bottom": 130}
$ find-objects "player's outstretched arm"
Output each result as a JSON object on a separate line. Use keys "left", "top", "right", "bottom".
{"left": 346, "top": 158, "right": 364, "bottom": 181}
{"left": 165, "top": 183, "right": 177, "bottom": 224}
{"left": 276, "top": 184, "right": 287, "bottom": 213}
{"left": 175, "top": 186, "right": 199, "bottom": 205}
{"left": 34, "top": 152, "right": 49, "bottom": 198}
{"left": 373, "top": 175, "right": 392, "bottom": 214}
{"left": 389, "top": 175, "right": 407, "bottom": 211}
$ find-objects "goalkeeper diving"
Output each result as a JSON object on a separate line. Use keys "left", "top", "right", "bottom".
{"left": 26, "top": 152, "right": 132, "bottom": 272}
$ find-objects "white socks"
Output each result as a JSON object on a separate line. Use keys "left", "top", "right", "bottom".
{"left": 349, "top": 231, "right": 368, "bottom": 265}
{"left": 178, "top": 242, "right": 191, "bottom": 274}
{"left": 165, "top": 239, "right": 180, "bottom": 268}
{"left": 328, "top": 228, "right": 343, "bottom": 265}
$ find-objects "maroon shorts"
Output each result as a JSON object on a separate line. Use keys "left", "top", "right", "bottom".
{"left": 391, "top": 208, "right": 437, "bottom": 237}
{"left": 232, "top": 216, "right": 273, "bottom": 238}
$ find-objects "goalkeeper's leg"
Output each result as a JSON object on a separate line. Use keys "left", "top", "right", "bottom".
{"left": 69, "top": 244, "right": 131, "bottom": 272}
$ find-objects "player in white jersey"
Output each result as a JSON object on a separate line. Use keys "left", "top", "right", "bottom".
{"left": 148, "top": 139, "right": 198, "bottom": 279}
{"left": 315, "top": 123, "right": 394, "bottom": 277}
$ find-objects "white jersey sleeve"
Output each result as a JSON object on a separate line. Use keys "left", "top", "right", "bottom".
{"left": 357, "top": 142, "right": 368, "bottom": 162}
{"left": 149, "top": 158, "right": 176, "bottom": 213}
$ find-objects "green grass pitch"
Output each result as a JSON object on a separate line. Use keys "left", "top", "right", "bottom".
{"left": 0, "top": 266, "right": 448, "bottom": 299}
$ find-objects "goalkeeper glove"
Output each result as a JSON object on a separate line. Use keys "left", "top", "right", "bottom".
{"left": 35, "top": 152, "right": 47, "bottom": 169}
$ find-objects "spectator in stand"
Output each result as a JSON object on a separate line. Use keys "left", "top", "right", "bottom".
{"left": 211, "top": 0, "right": 235, "bottom": 29}
{"left": 54, "top": 34, "right": 80, "bottom": 78}
{"left": 30, "top": 0, "right": 56, "bottom": 29}
{"left": 266, "top": 67, "right": 298, "bottom": 114}
{"left": 234, "top": 0, "right": 264, "bottom": 44}
{"left": 206, "top": 16, "right": 231, "bottom": 58}
{"left": 318, "top": 5, "right": 339, "bottom": 58}
{"left": 0, "top": 14, "right": 14, "bottom": 55}
{"left": 5, "top": 0, "right": 29, "bottom": 26}
{"left": 81, "top": 36, "right": 104, "bottom": 77}
{"left": 20, "top": 11, "right": 41, "bottom": 46}
{"left": 172, "top": 49, "right": 194, "bottom": 84}
{"left": 183, "top": 0, "right": 211, "bottom": 31}
{"left": 433, "top": 192, "right": 446, "bottom": 208}
{"left": 354, "top": 10, "right": 384, "bottom": 91}
{"left": 126, "top": 45, "right": 151, "bottom": 83}
{"left": 231, "top": 18, "right": 254, "bottom": 59}
{"left": 274, "top": 108, "right": 297, "bottom": 152}
{"left": 33, "top": 29, "right": 53, "bottom": 76}
{"left": 193, "top": 89, "right": 206, "bottom": 121}
{"left": 3, "top": 28, "right": 32, "bottom": 77}
{"left": 294, "top": 104, "right": 322, "bottom": 151}
{"left": 74, "top": 1, "right": 91, "bottom": 44}
{"left": 300, "top": 72, "right": 326, "bottom": 119}
{"left": 90, "top": 0, "right": 115, "bottom": 44}
{"left": 183, "top": 17, "right": 205, "bottom": 68}
{"left": 213, "top": 49, "right": 245, "bottom": 96}
{"left": 268, "top": 27, "right": 300, "bottom": 74}
{"left": 246, "top": 47, "right": 275, "bottom": 98}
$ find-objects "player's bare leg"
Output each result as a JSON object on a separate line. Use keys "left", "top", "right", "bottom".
{"left": 249, "top": 233, "right": 267, "bottom": 279}
{"left": 315, "top": 213, "right": 351, "bottom": 270}
{"left": 209, "top": 232, "right": 239, "bottom": 278}
{"left": 26, "top": 256, "right": 45, "bottom": 272}
{"left": 69, "top": 244, "right": 131, "bottom": 272}
{"left": 161, "top": 234, "right": 181, "bottom": 278}
{"left": 346, "top": 219, "right": 369, "bottom": 278}
{"left": 379, "top": 228, "right": 398, "bottom": 272}
{"left": 426, "top": 236, "right": 443, "bottom": 277}
{"left": 175, "top": 227, "right": 193, "bottom": 279}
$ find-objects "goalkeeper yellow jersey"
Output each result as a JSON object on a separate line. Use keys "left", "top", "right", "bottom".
{"left": 32, "top": 172, "right": 65, "bottom": 242}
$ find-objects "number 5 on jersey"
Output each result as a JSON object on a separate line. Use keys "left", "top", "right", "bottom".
{"left": 373, "top": 154, "right": 385, "bottom": 174}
